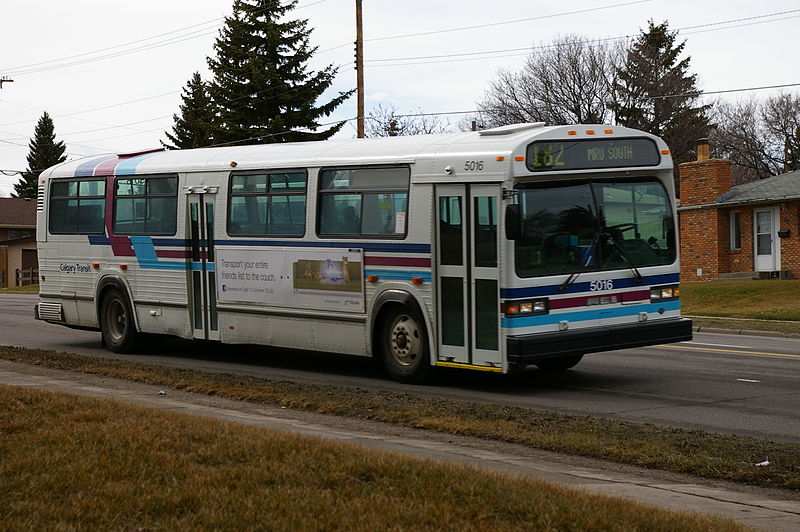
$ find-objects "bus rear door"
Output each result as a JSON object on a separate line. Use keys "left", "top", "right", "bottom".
{"left": 187, "top": 188, "right": 219, "bottom": 341}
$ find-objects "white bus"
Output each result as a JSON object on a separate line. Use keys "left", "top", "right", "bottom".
{"left": 35, "top": 122, "right": 691, "bottom": 383}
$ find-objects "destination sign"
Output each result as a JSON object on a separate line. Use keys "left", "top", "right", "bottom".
{"left": 525, "top": 138, "right": 661, "bottom": 172}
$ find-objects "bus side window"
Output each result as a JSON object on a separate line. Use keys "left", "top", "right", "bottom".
{"left": 318, "top": 166, "right": 409, "bottom": 237}
{"left": 113, "top": 176, "right": 178, "bottom": 235}
{"left": 227, "top": 171, "right": 307, "bottom": 237}
{"left": 49, "top": 179, "right": 106, "bottom": 235}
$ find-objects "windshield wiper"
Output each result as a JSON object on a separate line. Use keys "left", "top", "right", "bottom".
{"left": 558, "top": 231, "right": 603, "bottom": 292}
{"left": 604, "top": 233, "right": 644, "bottom": 284}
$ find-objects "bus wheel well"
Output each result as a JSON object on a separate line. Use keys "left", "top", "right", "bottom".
{"left": 372, "top": 297, "right": 432, "bottom": 384}
{"left": 95, "top": 278, "right": 139, "bottom": 344}
{"left": 96, "top": 279, "right": 130, "bottom": 322}
{"left": 370, "top": 293, "right": 426, "bottom": 359}
{"left": 98, "top": 285, "right": 141, "bottom": 353}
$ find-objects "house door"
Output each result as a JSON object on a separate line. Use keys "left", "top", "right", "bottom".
{"left": 434, "top": 184, "right": 501, "bottom": 368}
{"left": 754, "top": 208, "right": 780, "bottom": 272}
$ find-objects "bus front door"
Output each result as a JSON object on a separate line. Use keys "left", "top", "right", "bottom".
{"left": 435, "top": 184, "right": 501, "bottom": 369}
{"left": 188, "top": 190, "right": 219, "bottom": 341}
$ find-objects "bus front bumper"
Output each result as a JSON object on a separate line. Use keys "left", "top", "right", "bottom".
{"left": 506, "top": 318, "right": 693, "bottom": 364}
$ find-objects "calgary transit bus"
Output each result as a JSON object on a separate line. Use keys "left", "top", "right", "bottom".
{"left": 35, "top": 122, "right": 692, "bottom": 383}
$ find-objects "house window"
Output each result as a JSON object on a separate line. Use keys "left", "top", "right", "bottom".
{"left": 730, "top": 211, "right": 741, "bottom": 250}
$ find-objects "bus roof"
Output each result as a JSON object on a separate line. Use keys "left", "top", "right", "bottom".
{"left": 41, "top": 123, "right": 671, "bottom": 179}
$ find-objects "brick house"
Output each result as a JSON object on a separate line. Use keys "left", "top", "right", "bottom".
{"left": 0, "top": 197, "right": 38, "bottom": 287}
{"left": 679, "top": 143, "right": 800, "bottom": 282}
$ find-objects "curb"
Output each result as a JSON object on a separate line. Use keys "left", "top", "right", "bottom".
{"left": 693, "top": 326, "right": 800, "bottom": 338}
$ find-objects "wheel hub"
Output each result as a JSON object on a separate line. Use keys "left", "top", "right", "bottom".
{"left": 390, "top": 315, "right": 420, "bottom": 366}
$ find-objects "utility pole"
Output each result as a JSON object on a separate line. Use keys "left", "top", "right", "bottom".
{"left": 0, "top": 76, "right": 13, "bottom": 89}
{"left": 355, "top": 0, "right": 364, "bottom": 138}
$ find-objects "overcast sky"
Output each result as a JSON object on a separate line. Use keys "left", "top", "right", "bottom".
{"left": 1, "top": 0, "right": 798, "bottom": 196}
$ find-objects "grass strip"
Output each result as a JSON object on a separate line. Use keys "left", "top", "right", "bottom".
{"left": 682, "top": 280, "right": 800, "bottom": 321}
{"left": 0, "top": 385, "right": 746, "bottom": 531}
{"left": 0, "top": 284, "right": 38, "bottom": 294}
{"left": 2, "top": 345, "right": 799, "bottom": 492}
{"left": 691, "top": 316, "right": 800, "bottom": 336}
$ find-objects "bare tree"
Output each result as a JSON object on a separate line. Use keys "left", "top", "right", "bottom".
{"left": 365, "top": 103, "right": 450, "bottom": 137}
{"left": 469, "top": 35, "right": 620, "bottom": 129}
{"left": 710, "top": 93, "right": 800, "bottom": 183}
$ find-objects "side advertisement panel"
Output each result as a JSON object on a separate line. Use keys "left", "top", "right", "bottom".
{"left": 216, "top": 246, "right": 364, "bottom": 313}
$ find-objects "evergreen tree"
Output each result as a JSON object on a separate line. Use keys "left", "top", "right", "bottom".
{"left": 163, "top": 72, "right": 214, "bottom": 149}
{"left": 207, "top": 0, "right": 353, "bottom": 145}
{"left": 613, "top": 21, "right": 711, "bottom": 180}
{"left": 14, "top": 112, "right": 66, "bottom": 199}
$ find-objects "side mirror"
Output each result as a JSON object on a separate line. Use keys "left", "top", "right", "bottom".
{"left": 505, "top": 204, "right": 521, "bottom": 240}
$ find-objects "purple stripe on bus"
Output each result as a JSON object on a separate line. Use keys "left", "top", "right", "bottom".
{"left": 546, "top": 289, "right": 651, "bottom": 310}
{"left": 93, "top": 157, "right": 121, "bottom": 176}
{"left": 156, "top": 250, "right": 192, "bottom": 259}
{"left": 108, "top": 236, "right": 135, "bottom": 257}
{"left": 74, "top": 155, "right": 116, "bottom": 177}
{"left": 364, "top": 256, "right": 431, "bottom": 267}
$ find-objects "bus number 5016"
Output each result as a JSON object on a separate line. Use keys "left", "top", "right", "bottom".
{"left": 589, "top": 279, "right": 614, "bottom": 291}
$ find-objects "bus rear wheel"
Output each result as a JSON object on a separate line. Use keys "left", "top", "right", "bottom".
{"left": 381, "top": 307, "right": 432, "bottom": 384}
{"left": 100, "top": 289, "right": 140, "bottom": 353}
{"left": 535, "top": 354, "right": 583, "bottom": 371}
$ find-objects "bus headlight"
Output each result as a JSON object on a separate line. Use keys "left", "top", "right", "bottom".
{"left": 650, "top": 285, "right": 680, "bottom": 302}
{"left": 504, "top": 299, "right": 548, "bottom": 317}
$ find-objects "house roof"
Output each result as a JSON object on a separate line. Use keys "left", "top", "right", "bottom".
{"left": 0, "top": 235, "right": 35, "bottom": 246}
{"left": 0, "top": 198, "right": 36, "bottom": 227}
{"left": 715, "top": 169, "right": 800, "bottom": 206}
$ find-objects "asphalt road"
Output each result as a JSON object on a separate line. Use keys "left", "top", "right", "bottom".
{"left": 3, "top": 293, "right": 799, "bottom": 442}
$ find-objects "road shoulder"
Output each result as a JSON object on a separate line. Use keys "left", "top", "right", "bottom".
{"left": 1, "top": 358, "right": 797, "bottom": 531}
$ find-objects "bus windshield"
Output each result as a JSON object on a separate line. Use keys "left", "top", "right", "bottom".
{"left": 514, "top": 178, "right": 676, "bottom": 277}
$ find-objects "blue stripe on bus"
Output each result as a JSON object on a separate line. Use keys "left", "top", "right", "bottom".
{"left": 114, "top": 152, "right": 163, "bottom": 175}
{"left": 74, "top": 156, "right": 115, "bottom": 177}
{"left": 91, "top": 236, "right": 430, "bottom": 254}
{"left": 151, "top": 238, "right": 191, "bottom": 246}
{"left": 501, "top": 300, "right": 681, "bottom": 329}
{"left": 129, "top": 236, "right": 184, "bottom": 270}
{"left": 364, "top": 269, "right": 432, "bottom": 282}
{"left": 128, "top": 236, "right": 214, "bottom": 271}
{"left": 500, "top": 273, "right": 680, "bottom": 299}
{"left": 215, "top": 239, "right": 431, "bottom": 254}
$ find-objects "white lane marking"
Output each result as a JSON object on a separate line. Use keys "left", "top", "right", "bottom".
{"left": 736, "top": 378, "right": 761, "bottom": 383}
{"left": 684, "top": 341, "right": 750, "bottom": 349}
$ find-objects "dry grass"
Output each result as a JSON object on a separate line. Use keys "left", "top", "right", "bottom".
{"left": 0, "top": 384, "right": 747, "bottom": 531}
{"left": 682, "top": 280, "right": 800, "bottom": 321}
{"left": 0, "top": 284, "right": 38, "bottom": 294}
{"left": 2, "top": 345, "right": 800, "bottom": 492}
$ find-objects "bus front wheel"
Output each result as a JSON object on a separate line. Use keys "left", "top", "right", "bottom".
{"left": 535, "top": 354, "right": 583, "bottom": 371}
{"left": 380, "top": 307, "right": 432, "bottom": 384}
{"left": 100, "top": 289, "right": 140, "bottom": 353}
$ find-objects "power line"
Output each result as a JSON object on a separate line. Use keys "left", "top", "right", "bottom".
{"left": 316, "top": 0, "right": 653, "bottom": 55}
{"left": 0, "top": 90, "right": 180, "bottom": 127}
{"left": 0, "top": 20, "right": 220, "bottom": 74}
{"left": 367, "top": 0, "right": 652, "bottom": 43}
{"left": 364, "top": 9, "right": 800, "bottom": 66}
{"left": 2, "top": 0, "right": 330, "bottom": 77}
{"left": 645, "top": 82, "right": 800, "bottom": 100}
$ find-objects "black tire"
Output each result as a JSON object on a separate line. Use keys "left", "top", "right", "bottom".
{"left": 380, "top": 306, "right": 432, "bottom": 384}
{"left": 535, "top": 354, "right": 583, "bottom": 371}
{"left": 100, "top": 288, "right": 140, "bottom": 353}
